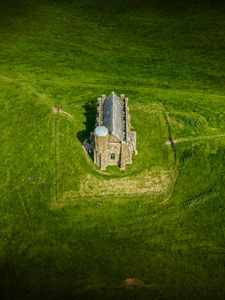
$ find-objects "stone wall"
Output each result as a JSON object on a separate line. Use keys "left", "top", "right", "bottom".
{"left": 108, "top": 142, "right": 121, "bottom": 165}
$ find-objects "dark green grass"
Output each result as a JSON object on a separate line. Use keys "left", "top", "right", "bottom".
{"left": 1, "top": 0, "right": 225, "bottom": 299}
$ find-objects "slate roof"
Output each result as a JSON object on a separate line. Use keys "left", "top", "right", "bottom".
{"left": 102, "top": 92, "right": 125, "bottom": 141}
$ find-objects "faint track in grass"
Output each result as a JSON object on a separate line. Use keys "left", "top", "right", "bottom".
{"left": 160, "top": 102, "right": 179, "bottom": 203}
{"left": 2, "top": 75, "right": 224, "bottom": 100}
{"left": 0, "top": 75, "right": 15, "bottom": 82}
{"left": 17, "top": 192, "right": 29, "bottom": 217}
{"left": 54, "top": 106, "right": 60, "bottom": 202}
{"left": 175, "top": 133, "right": 225, "bottom": 143}
{"left": 1, "top": 73, "right": 225, "bottom": 104}
{"left": 20, "top": 80, "right": 53, "bottom": 108}
{"left": 1, "top": 74, "right": 77, "bottom": 121}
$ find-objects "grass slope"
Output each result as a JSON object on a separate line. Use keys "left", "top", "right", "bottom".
{"left": 0, "top": 0, "right": 225, "bottom": 299}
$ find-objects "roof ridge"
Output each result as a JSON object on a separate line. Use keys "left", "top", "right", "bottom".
{"left": 112, "top": 91, "right": 115, "bottom": 135}
{"left": 102, "top": 92, "right": 124, "bottom": 141}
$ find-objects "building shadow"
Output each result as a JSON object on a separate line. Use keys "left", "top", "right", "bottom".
{"left": 77, "top": 100, "right": 97, "bottom": 160}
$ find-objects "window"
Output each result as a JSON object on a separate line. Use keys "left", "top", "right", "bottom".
{"left": 111, "top": 153, "right": 115, "bottom": 160}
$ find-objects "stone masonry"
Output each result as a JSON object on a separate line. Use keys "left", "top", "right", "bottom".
{"left": 91, "top": 92, "right": 137, "bottom": 170}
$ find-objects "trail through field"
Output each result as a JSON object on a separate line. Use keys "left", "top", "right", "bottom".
{"left": 166, "top": 133, "right": 225, "bottom": 144}
{"left": 21, "top": 80, "right": 53, "bottom": 108}
{"left": 3, "top": 75, "right": 224, "bottom": 102}
{"left": 1, "top": 74, "right": 53, "bottom": 108}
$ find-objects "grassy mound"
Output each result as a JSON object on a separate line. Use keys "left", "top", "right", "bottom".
{"left": 0, "top": 0, "right": 225, "bottom": 299}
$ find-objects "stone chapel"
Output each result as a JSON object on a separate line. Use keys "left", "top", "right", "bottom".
{"left": 91, "top": 92, "right": 137, "bottom": 170}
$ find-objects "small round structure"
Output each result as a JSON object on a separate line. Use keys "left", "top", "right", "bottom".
{"left": 95, "top": 126, "right": 108, "bottom": 137}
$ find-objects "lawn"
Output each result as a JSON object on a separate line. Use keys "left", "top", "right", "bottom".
{"left": 0, "top": 0, "right": 225, "bottom": 299}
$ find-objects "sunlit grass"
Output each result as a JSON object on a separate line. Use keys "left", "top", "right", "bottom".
{"left": 0, "top": 0, "right": 225, "bottom": 299}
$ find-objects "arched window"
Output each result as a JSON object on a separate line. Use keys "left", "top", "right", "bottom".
{"left": 111, "top": 153, "right": 115, "bottom": 160}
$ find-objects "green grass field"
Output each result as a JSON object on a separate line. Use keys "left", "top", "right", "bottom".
{"left": 1, "top": 0, "right": 225, "bottom": 299}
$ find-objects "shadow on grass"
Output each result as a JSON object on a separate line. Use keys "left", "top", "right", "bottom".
{"left": 77, "top": 100, "right": 97, "bottom": 161}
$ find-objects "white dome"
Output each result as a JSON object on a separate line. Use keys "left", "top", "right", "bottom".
{"left": 95, "top": 126, "right": 108, "bottom": 137}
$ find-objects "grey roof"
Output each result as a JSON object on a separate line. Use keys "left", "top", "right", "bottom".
{"left": 102, "top": 92, "right": 125, "bottom": 141}
{"left": 95, "top": 126, "right": 108, "bottom": 137}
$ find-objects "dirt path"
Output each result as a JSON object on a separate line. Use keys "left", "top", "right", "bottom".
{"left": 52, "top": 107, "right": 74, "bottom": 120}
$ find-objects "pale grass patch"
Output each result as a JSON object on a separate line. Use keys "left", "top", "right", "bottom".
{"left": 79, "top": 169, "right": 172, "bottom": 197}
{"left": 122, "top": 278, "right": 146, "bottom": 288}
{"left": 51, "top": 168, "right": 175, "bottom": 209}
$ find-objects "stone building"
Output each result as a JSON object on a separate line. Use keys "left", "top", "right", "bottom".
{"left": 91, "top": 92, "right": 137, "bottom": 170}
